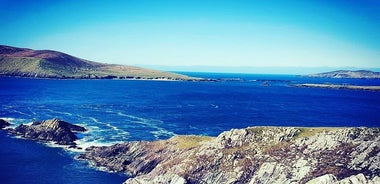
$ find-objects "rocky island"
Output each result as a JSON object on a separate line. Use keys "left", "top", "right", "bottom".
{"left": 1, "top": 118, "right": 86, "bottom": 147}
{"left": 307, "top": 70, "right": 380, "bottom": 79}
{"left": 0, "top": 45, "right": 200, "bottom": 81}
{"left": 79, "top": 127, "right": 380, "bottom": 184}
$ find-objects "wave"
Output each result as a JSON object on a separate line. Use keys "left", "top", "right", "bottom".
{"left": 27, "top": 107, "right": 37, "bottom": 115}
{"left": 11, "top": 109, "right": 31, "bottom": 116}
{"left": 151, "top": 129, "right": 175, "bottom": 139}
{"left": 117, "top": 112, "right": 176, "bottom": 139}
{"left": 0, "top": 117, "right": 31, "bottom": 128}
{"left": 44, "top": 109, "right": 73, "bottom": 116}
{"left": 74, "top": 139, "right": 123, "bottom": 152}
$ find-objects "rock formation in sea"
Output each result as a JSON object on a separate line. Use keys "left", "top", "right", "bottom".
{"left": 0, "top": 119, "right": 10, "bottom": 129}
{"left": 78, "top": 127, "right": 380, "bottom": 184}
{"left": 9, "top": 118, "right": 86, "bottom": 146}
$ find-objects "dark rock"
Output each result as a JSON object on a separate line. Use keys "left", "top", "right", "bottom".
{"left": 0, "top": 119, "right": 10, "bottom": 129}
{"left": 10, "top": 118, "right": 86, "bottom": 146}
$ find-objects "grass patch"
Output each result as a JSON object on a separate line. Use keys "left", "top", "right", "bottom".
{"left": 296, "top": 128, "right": 335, "bottom": 139}
{"left": 170, "top": 135, "right": 213, "bottom": 149}
{"left": 246, "top": 127, "right": 267, "bottom": 137}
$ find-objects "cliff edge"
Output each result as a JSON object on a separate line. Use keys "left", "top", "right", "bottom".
{"left": 78, "top": 127, "right": 380, "bottom": 184}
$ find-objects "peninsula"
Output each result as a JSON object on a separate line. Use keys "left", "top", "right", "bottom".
{"left": 79, "top": 126, "right": 380, "bottom": 184}
{"left": 0, "top": 45, "right": 199, "bottom": 80}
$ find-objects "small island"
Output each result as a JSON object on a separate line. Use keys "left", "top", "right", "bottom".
{"left": 1, "top": 118, "right": 86, "bottom": 148}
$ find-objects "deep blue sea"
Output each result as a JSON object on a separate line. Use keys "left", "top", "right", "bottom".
{"left": 1, "top": 73, "right": 380, "bottom": 183}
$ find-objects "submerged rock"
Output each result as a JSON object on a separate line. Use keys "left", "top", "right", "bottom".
{"left": 79, "top": 127, "right": 380, "bottom": 184}
{"left": 10, "top": 118, "right": 86, "bottom": 146}
{"left": 0, "top": 119, "right": 10, "bottom": 129}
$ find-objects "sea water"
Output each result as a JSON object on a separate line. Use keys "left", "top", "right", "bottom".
{"left": 1, "top": 73, "right": 380, "bottom": 183}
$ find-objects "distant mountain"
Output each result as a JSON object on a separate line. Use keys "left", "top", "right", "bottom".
{"left": 307, "top": 70, "right": 380, "bottom": 79}
{"left": 0, "top": 45, "right": 198, "bottom": 80}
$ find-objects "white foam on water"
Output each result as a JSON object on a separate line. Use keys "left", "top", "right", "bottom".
{"left": 151, "top": 129, "right": 176, "bottom": 139}
{"left": 117, "top": 112, "right": 176, "bottom": 140}
{"left": 87, "top": 117, "right": 129, "bottom": 136}
{"left": 88, "top": 117, "right": 102, "bottom": 124}
{"left": 27, "top": 107, "right": 37, "bottom": 115}
{"left": 64, "top": 116, "right": 131, "bottom": 151}
{"left": 0, "top": 117, "right": 31, "bottom": 128}
{"left": 211, "top": 104, "right": 219, "bottom": 108}
{"left": 45, "top": 141, "right": 73, "bottom": 149}
{"left": 0, "top": 117, "right": 16, "bottom": 122}
{"left": 73, "top": 139, "right": 123, "bottom": 152}
{"left": 45, "top": 109, "right": 73, "bottom": 116}
{"left": 11, "top": 109, "right": 31, "bottom": 116}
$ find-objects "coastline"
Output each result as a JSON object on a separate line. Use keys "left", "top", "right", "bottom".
{"left": 0, "top": 131, "right": 128, "bottom": 184}
{"left": 295, "top": 83, "right": 380, "bottom": 91}
{"left": 2, "top": 118, "right": 379, "bottom": 184}
{"left": 78, "top": 126, "right": 380, "bottom": 184}
{"left": 0, "top": 74, "right": 205, "bottom": 82}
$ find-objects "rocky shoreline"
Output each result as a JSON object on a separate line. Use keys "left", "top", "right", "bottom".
{"left": 78, "top": 127, "right": 380, "bottom": 184}
{"left": 295, "top": 83, "right": 380, "bottom": 91}
{"left": 1, "top": 118, "right": 379, "bottom": 183}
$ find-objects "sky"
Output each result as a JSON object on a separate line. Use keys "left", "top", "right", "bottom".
{"left": 0, "top": 0, "right": 379, "bottom": 73}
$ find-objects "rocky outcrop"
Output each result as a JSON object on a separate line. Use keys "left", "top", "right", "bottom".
{"left": 0, "top": 119, "right": 10, "bottom": 129}
{"left": 10, "top": 118, "right": 86, "bottom": 146}
{"left": 78, "top": 127, "right": 380, "bottom": 184}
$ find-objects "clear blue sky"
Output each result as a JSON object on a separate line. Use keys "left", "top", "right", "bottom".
{"left": 1, "top": 0, "right": 379, "bottom": 72}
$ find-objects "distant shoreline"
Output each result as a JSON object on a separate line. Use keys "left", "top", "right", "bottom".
{"left": 295, "top": 83, "right": 380, "bottom": 91}
{"left": 0, "top": 74, "right": 210, "bottom": 82}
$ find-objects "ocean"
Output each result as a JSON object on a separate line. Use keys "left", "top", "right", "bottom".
{"left": 1, "top": 73, "right": 380, "bottom": 183}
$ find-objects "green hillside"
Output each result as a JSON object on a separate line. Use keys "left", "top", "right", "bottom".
{"left": 0, "top": 45, "right": 199, "bottom": 80}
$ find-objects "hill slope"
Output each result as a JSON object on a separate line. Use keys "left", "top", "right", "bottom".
{"left": 307, "top": 70, "right": 380, "bottom": 79}
{"left": 0, "top": 45, "right": 198, "bottom": 80}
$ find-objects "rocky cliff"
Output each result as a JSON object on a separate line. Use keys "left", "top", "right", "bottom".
{"left": 79, "top": 127, "right": 380, "bottom": 184}
{"left": 10, "top": 118, "right": 86, "bottom": 147}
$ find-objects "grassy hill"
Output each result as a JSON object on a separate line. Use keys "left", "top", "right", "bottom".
{"left": 0, "top": 45, "right": 199, "bottom": 80}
